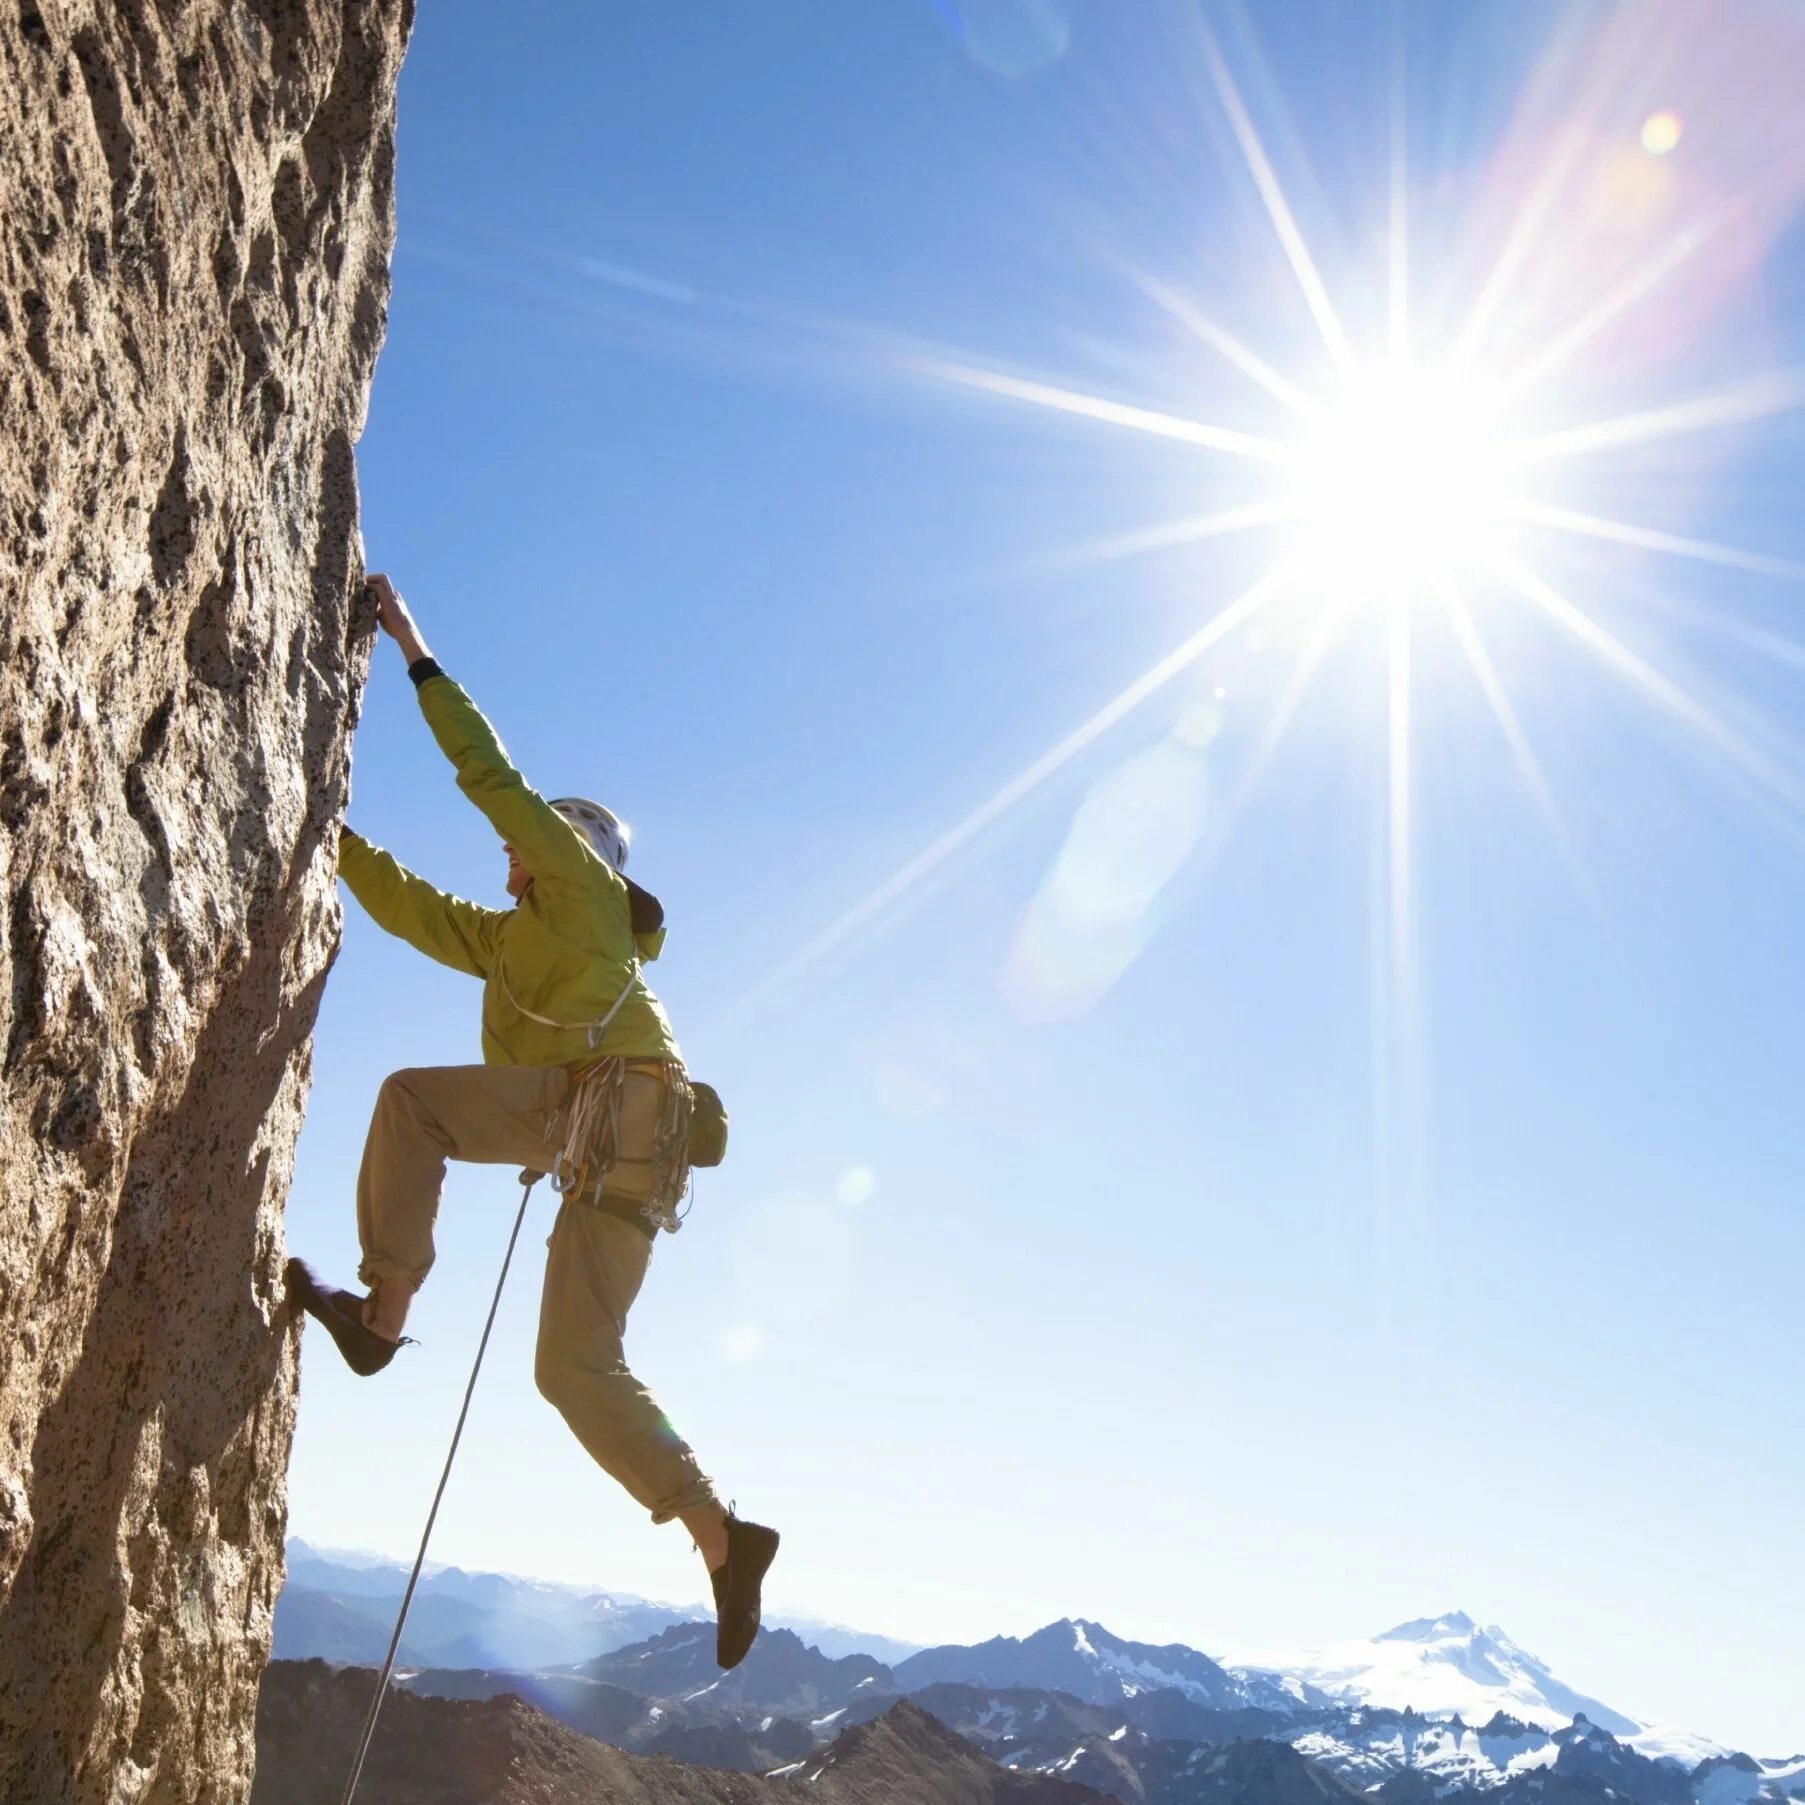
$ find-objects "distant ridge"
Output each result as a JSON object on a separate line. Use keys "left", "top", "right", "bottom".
{"left": 274, "top": 1548, "right": 1802, "bottom": 1802}
{"left": 280, "top": 1539, "right": 919, "bottom": 1669}
{"left": 895, "top": 1616, "right": 1299, "bottom": 1712}
{"left": 253, "top": 1663, "right": 1107, "bottom": 1804}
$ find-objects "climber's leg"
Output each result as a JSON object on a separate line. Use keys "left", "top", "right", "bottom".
{"left": 355, "top": 1062, "right": 570, "bottom": 1336}
{"left": 529, "top": 1073, "right": 779, "bottom": 1671}
{"left": 681, "top": 1499, "right": 730, "bottom": 1572}
{"left": 533, "top": 1200, "right": 720, "bottom": 1523}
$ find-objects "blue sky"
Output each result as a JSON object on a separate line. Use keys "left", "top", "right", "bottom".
{"left": 284, "top": 0, "right": 1805, "bottom": 1754}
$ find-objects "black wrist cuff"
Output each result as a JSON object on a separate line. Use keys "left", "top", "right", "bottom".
{"left": 407, "top": 656, "right": 445, "bottom": 688}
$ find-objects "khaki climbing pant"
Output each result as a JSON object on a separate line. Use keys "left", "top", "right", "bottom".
{"left": 355, "top": 1062, "right": 719, "bottom": 1526}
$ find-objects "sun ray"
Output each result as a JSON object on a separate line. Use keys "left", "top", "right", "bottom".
{"left": 1494, "top": 226, "right": 1713, "bottom": 406}
{"left": 1370, "top": 596, "right": 1427, "bottom": 1247}
{"left": 1445, "top": 593, "right": 1594, "bottom": 897}
{"left": 1514, "top": 502, "right": 1805, "bottom": 582}
{"left": 1502, "top": 561, "right": 1805, "bottom": 812}
{"left": 1194, "top": 605, "right": 1345, "bottom": 872}
{"left": 1448, "top": 128, "right": 1593, "bottom": 371}
{"left": 1244, "top": 608, "right": 1342, "bottom": 796}
{"left": 1386, "top": 597, "right": 1415, "bottom": 1008}
{"left": 1614, "top": 589, "right": 1805, "bottom": 694}
{"left": 1451, "top": 117, "right": 1610, "bottom": 377}
{"left": 908, "top": 356, "right": 1286, "bottom": 460}
{"left": 1714, "top": 620, "right": 1805, "bottom": 671}
{"left": 1132, "top": 273, "right": 1316, "bottom": 416}
{"left": 731, "top": 562, "right": 1297, "bottom": 1007}
{"left": 1388, "top": 2, "right": 1409, "bottom": 363}
{"left": 999, "top": 502, "right": 1290, "bottom": 578}
{"left": 1509, "top": 371, "right": 1805, "bottom": 465}
{"left": 1386, "top": 591, "right": 1431, "bottom": 1231}
{"left": 1196, "top": 17, "right": 1354, "bottom": 370}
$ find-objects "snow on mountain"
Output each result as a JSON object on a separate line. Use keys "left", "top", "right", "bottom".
{"left": 1694, "top": 1752, "right": 1805, "bottom": 1805}
{"left": 894, "top": 1617, "right": 1291, "bottom": 1712}
{"left": 278, "top": 1553, "right": 1794, "bottom": 1797}
{"left": 1231, "top": 1610, "right": 1642, "bottom": 1737}
{"left": 1631, "top": 1728, "right": 1738, "bottom": 1769}
{"left": 1759, "top": 1756, "right": 1805, "bottom": 1799}
{"left": 1291, "top": 1710, "right": 1566, "bottom": 1791}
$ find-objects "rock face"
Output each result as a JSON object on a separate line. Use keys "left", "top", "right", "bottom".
{"left": 0, "top": 3, "right": 411, "bottom": 1799}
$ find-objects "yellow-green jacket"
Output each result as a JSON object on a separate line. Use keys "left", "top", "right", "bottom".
{"left": 339, "top": 671, "right": 681, "bottom": 1069}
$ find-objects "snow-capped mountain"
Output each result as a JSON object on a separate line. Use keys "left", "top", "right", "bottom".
{"left": 894, "top": 1617, "right": 1301, "bottom": 1713}
{"left": 1287, "top": 1706, "right": 1699, "bottom": 1801}
{"left": 842, "top": 1682, "right": 1795, "bottom": 1805}
{"left": 274, "top": 1551, "right": 1801, "bottom": 1800}
{"left": 1695, "top": 1754, "right": 1805, "bottom": 1805}
{"left": 1231, "top": 1610, "right": 1642, "bottom": 1738}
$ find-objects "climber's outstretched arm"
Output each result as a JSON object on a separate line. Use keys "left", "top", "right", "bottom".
{"left": 367, "top": 570, "right": 435, "bottom": 668}
{"left": 338, "top": 827, "right": 506, "bottom": 976}
{"left": 366, "top": 572, "right": 601, "bottom": 890}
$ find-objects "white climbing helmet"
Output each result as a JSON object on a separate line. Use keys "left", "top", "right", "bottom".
{"left": 550, "top": 796, "right": 630, "bottom": 873}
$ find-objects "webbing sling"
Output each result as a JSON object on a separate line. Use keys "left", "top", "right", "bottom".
{"left": 494, "top": 955, "right": 640, "bottom": 1050}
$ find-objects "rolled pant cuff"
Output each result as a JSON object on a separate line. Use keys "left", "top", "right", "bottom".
{"left": 356, "top": 1257, "right": 428, "bottom": 1291}
{"left": 649, "top": 1478, "right": 722, "bottom": 1527}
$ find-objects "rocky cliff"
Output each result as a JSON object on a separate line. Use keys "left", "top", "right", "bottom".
{"left": 0, "top": 2, "right": 411, "bottom": 1798}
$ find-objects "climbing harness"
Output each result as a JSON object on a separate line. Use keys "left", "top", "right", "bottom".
{"left": 495, "top": 953, "right": 641, "bottom": 1053}
{"left": 338, "top": 1173, "right": 540, "bottom": 1805}
{"left": 555, "top": 1054, "right": 695, "bottom": 1233}
{"left": 497, "top": 958, "right": 696, "bottom": 1234}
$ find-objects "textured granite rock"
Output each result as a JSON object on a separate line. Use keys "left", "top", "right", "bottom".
{"left": 0, "top": 3, "right": 411, "bottom": 1798}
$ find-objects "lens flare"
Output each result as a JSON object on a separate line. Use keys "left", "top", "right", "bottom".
{"left": 716, "top": 0, "right": 1805, "bottom": 1050}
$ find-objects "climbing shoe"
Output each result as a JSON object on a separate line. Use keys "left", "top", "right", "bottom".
{"left": 711, "top": 1512, "right": 781, "bottom": 1671}
{"left": 285, "top": 1258, "right": 405, "bottom": 1378}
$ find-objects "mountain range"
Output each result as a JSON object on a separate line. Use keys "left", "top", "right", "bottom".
{"left": 254, "top": 1662, "right": 1109, "bottom": 1804}
{"left": 894, "top": 1618, "right": 1309, "bottom": 1716}
{"left": 270, "top": 1545, "right": 1805, "bottom": 1805}
{"left": 277, "top": 1536, "right": 920, "bottom": 1671}
{"left": 1233, "top": 1612, "right": 1640, "bottom": 1736}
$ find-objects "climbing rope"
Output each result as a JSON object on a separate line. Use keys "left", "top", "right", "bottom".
{"left": 551, "top": 1054, "right": 694, "bottom": 1234}
{"left": 338, "top": 1174, "right": 539, "bottom": 1805}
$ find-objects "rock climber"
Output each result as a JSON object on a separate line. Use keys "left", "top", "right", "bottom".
{"left": 288, "top": 572, "right": 777, "bottom": 1671}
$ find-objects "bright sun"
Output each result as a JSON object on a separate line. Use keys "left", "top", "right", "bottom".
{"left": 758, "top": 11, "right": 1802, "bottom": 1025}
{"left": 1284, "top": 361, "right": 1514, "bottom": 605}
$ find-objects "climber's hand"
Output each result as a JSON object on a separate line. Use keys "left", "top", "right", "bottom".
{"left": 366, "top": 572, "right": 429, "bottom": 665}
{"left": 366, "top": 572, "right": 411, "bottom": 638}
